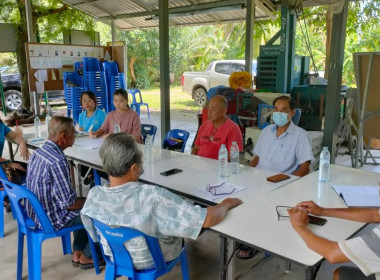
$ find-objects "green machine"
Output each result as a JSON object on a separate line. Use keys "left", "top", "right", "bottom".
{"left": 256, "top": 6, "right": 325, "bottom": 131}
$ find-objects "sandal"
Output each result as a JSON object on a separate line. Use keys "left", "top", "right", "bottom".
{"left": 72, "top": 251, "right": 82, "bottom": 267}
{"left": 236, "top": 245, "right": 258, "bottom": 260}
{"left": 71, "top": 260, "right": 80, "bottom": 267}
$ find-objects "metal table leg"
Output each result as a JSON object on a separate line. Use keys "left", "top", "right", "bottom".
{"left": 219, "top": 236, "right": 236, "bottom": 280}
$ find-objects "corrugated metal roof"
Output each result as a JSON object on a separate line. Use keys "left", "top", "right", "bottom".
{"left": 62, "top": 0, "right": 277, "bottom": 30}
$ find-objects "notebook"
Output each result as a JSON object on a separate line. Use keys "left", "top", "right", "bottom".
{"left": 332, "top": 185, "right": 380, "bottom": 207}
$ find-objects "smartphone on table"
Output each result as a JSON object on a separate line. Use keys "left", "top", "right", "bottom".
{"left": 160, "top": 168, "right": 183, "bottom": 177}
{"left": 308, "top": 215, "right": 327, "bottom": 226}
{"left": 267, "top": 174, "right": 290, "bottom": 183}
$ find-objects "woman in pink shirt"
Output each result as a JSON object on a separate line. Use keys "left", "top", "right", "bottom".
{"left": 89, "top": 89, "right": 142, "bottom": 143}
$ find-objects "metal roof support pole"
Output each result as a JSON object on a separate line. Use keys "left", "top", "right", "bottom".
{"left": 25, "top": 0, "right": 36, "bottom": 42}
{"left": 322, "top": 0, "right": 348, "bottom": 163}
{"left": 245, "top": 0, "right": 255, "bottom": 74}
{"left": 111, "top": 18, "right": 116, "bottom": 42}
{"left": 159, "top": 0, "right": 170, "bottom": 142}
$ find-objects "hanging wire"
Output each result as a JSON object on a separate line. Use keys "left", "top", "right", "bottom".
{"left": 296, "top": 5, "right": 319, "bottom": 76}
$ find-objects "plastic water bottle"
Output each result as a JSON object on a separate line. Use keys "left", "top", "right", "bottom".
{"left": 45, "top": 114, "right": 51, "bottom": 134}
{"left": 230, "top": 141, "right": 240, "bottom": 174}
{"left": 218, "top": 144, "right": 229, "bottom": 178}
{"left": 145, "top": 134, "right": 153, "bottom": 163}
{"left": 34, "top": 116, "right": 41, "bottom": 138}
{"left": 319, "top": 146, "right": 330, "bottom": 182}
{"left": 113, "top": 123, "right": 121, "bottom": 133}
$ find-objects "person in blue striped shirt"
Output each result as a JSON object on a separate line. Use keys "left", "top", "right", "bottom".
{"left": 27, "top": 116, "right": 100, "bottom": 269}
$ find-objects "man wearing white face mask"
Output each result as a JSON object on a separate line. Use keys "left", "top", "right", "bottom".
{"left": 250, "top": 96, "right": 314, "bottom": 177}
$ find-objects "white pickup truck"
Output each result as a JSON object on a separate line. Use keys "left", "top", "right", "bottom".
{"left": 181, "top": 60, "right": 257, "bottom": 106}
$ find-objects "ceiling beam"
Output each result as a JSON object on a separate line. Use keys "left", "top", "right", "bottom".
{"left": 75, "top": 0, "right": 114, "bottom": 17}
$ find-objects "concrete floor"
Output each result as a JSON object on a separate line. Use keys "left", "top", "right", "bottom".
{"left": 1, "top": 109, "right": 379, "bottom": 280}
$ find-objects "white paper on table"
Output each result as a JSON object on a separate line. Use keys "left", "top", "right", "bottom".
{"left": 332, "top": 185, "right": 380, "bottom": 207}
{"left": 191, "top": 182, "right": 247, "bottom": 201}
{"left": 74, "top": 137, "right": 103, "bottom": 149}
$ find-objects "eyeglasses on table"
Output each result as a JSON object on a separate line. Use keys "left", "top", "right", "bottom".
{"left": 206, "top": 182, "right": 236, "bottom": 196}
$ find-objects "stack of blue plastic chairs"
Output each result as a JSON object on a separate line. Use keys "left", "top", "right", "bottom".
{"left": 83, "top": 57, "right": 108, "bottom": 112}
{"left": 103, "top": 61, "right": 126, "bottom": 111}
{"left": 74, "top": 61, "right": 84, "bottom": 76}
{"left": 63, "top": 72, "right": 86, "bottom": 124}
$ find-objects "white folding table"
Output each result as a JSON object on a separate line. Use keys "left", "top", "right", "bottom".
{"left": 212, "top": 164, "right": 380, "bottom": 280}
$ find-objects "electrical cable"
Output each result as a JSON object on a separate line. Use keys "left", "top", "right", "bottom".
{"left": 296, "top": 6, "right": 319, "bottom": 75}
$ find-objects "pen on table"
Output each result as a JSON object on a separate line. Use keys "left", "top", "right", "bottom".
{"left": 88, "top": 125, "right": 94, "bottom": 134}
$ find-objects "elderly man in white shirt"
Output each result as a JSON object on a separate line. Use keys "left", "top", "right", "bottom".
{"left": 251, "top": 95, "right": 314, "bottom": 177}
{"left": 237, "top": 95, "right": 314, "bottom": 260}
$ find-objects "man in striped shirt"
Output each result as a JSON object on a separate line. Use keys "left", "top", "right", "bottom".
{"left": 288, "top": 197, "right": 380, "bottom": 280}
{"left": 27, "top": 116, "right": 97, "bottom": 269}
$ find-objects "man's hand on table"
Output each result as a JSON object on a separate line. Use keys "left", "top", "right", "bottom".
{"left": 287, "top": 207, "right": 309, "bottom": 230}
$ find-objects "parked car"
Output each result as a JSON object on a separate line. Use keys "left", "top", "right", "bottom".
{"left": 0, "top": 65, "right": 66, "bottom": 111}
{"left": 1, "top": 65, "right": 22, "bottom": 111}
{"left": 181, "top": 60, "right": 257, "bottom": 107}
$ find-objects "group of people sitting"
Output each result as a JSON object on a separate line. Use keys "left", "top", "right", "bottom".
{"left": 1, "top": 89, "right": 379, "bottom": 279}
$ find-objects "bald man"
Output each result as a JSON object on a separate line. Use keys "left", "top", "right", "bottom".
{"left": 192, "top": 95, "right": 243, "bottom": 160}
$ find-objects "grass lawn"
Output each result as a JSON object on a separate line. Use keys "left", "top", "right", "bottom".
{"left": 52, "top": 86, "right": 201, "bottom": 120}
{"left": 137, "top": 86, "right": 202, "bottom": 119}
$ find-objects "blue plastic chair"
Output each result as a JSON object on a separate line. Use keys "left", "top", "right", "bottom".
{"left": 0, "top": 163, "right": 9, "bottom": 238}
{"left": 103, "top": 61, "right": 119, "bottom": 77}
{"left": 1, "top": 180, "right": 100, "bottom": 280}
{"left": 63, "top": 72, "right": 86, "bottom": 124}
{"left": 141, "top": 124, "right": 157, "bottom": 144}
{"left": 0, "top": 161, "right": 17, "bottom": 238}
{"left": 162, "top": 129, "right": 190, "bottom": 153}
{"left": 91, "top": 218, "right": 189, "bottom": 280}
{"left": 292, "top": 108, "right": 302, "bottom": 126}
{"left": 83, "top": 57, "right": 101, "bottom": 72}
{"left": 128, "top": 89, "right": 150, "bottom": 118}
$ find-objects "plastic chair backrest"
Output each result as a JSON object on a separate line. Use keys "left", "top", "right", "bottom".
{"left": 0, "top": 163, "right": 8, "bottom": 181}
{"left": 1, "top": 179, "right": 56, "bottom": 234}
{"left": 63, "top": 72, "right": 83, "bottom": 89}
{"left": 128, "top": 89, "right": 144, "bottom": 105}
{"left": 258, "top": 104, "right": 274, "bottom": 129}
{"left": 75, "top": 62, "right": 84, "bottom": 76}
{"left": 83, "top": 57, "right": 101, "bottom": 72}
{"left": 162, "top": 129, "right": 190, "bottom": 153}
{"left": 92, "top": 219, "right": 167, "bottom": 277}
{"left": 103, "top": 61, "right": 119, "bottom": 76}
{"left": 292, "top": 108, "right": 302, "bottom": 126}
{"left": 141, "top": 124, "right": 158, "bottom": 144}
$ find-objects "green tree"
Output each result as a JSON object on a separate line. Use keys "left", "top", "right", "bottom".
{"left": 0, "top": 0, "right": 99, "bottom": 109}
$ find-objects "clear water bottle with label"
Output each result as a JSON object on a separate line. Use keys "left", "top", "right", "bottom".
{"left": 34, "top": 116, "right": 41, "bottom": 138}
{"left": 113, "top": 123, "right": 121, "bottom": 133}
{"left": 145, "top": 134, "right": 153, "bottom": 163}
{"left": 218, "top": 144, "right": 229, "bottom": 178}
{"left": 319, "top": 146, "right": 330, "bottom": 182}
{"left": 230, "top": 141, "right": 240, "bottom": 174}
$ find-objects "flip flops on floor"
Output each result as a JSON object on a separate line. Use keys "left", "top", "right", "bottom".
{"left": 236, "top": 245, "right": 258, "bottom": 260}
{"left": 71, "top": 260, "right": 80, "bottom": 267}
